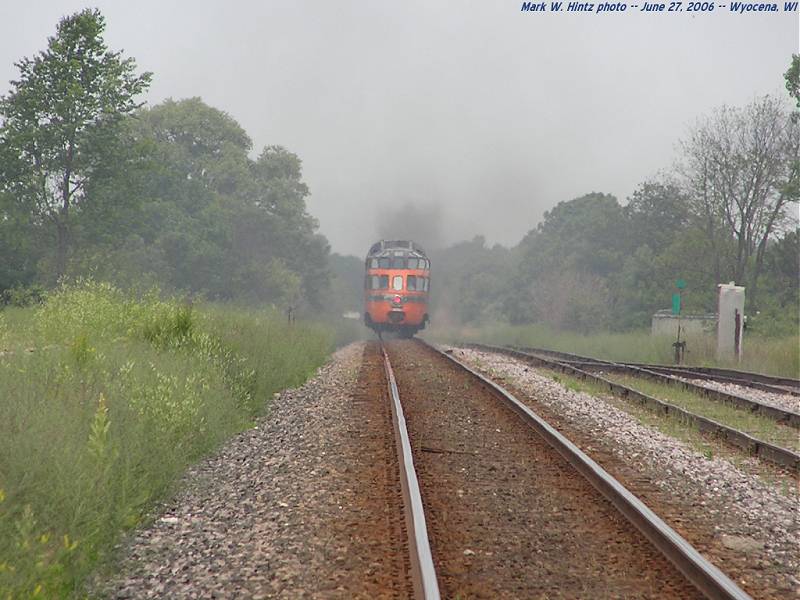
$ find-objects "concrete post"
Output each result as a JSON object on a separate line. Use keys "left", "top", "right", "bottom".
{"left": 717, "top": 282, "right": 745, "bottom": 361}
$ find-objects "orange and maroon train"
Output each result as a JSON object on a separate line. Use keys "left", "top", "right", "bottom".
{"left": 364, "top": 240, "right": 430, "bottom": 337}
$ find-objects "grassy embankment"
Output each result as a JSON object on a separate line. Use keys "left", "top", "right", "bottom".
{"left": 0, "top": 281, "right": 332, "bottom": 598}
{"left": 429, "top": 322, "right": 799, "bottom": 378}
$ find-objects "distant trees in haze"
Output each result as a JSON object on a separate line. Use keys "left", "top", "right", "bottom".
{"left": 0, "top": 10, "right": 328, "bottom": 309}
{"left": 422, "top": 87, "right": 798, "bottom": 334}
{"left": 1, "top": 10, "right": 796, "bottom": 336}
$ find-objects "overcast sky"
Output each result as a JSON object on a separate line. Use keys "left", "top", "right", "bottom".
{"left": 1, "top": 2, "right": 797, "bottom": 255}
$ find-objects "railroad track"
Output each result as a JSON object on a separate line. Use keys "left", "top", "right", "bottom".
{"left": 506, "top": 346, "right": 800, "bottom": 426}
{"left": 377, "top": 339, "right": 751, "bottom": 599}
{"left": 463, "top": 343, "right": 800, "bottom": 472}
{"left": 515, "top": 345, "right": 800, "bottom": 397}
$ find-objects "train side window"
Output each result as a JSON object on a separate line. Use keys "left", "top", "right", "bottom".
{"left": 391, "top": 257, "right": 405, "bottom": 268}
{"left": 407, "top": 258, "right": 418, "bottom": 269}
{"left": 422, "top": 277, "right": 429, "bottom": 291}
{"left": 379, "top": 257, "right": 390, "bottom": 268}
{"left": 392, "top": 275, "right": 403, "bottom": 291}
{"left": 407, "top": 275, "right": 417, "bottom": 291}
{"left": 369, "top": 258, "right": 379, "bottom": 268}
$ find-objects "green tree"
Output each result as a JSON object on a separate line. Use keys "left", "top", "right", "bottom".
{"left": 69, "top": 97, "right": 329, "bottom": 307}
{"left": 135, "top": 97, "right": 252, "bottom": 196}
{"left": 0, "top": 9, "right": 151, "bottom": 279}
{"left": 431, "top": 236, "right": 511, "bottom": 324}
{"left": 0, "top": 189, "right": 40, "bottom": 293}
{"left": 623, "top": 181, "right": 689, "bottom": 255}
{"left": 677, "top": 95, "right": 799, "bottom": 305}
{"left": 785, "top": 54, "right": 800, "bottom": 109}
{"left": 518, "top": 192, "right": 626, "bottom": 279}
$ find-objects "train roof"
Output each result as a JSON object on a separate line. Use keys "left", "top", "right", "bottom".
{"left": 367, "top": 240, "right": 427, "bottom": 258}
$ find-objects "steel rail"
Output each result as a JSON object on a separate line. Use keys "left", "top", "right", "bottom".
{"left": 577, "top": 362, "right": 799, "bottom": 429}
{"left": 380, "top": 344, "right": 441, "bottom": 600}
{"left": 624, "top": 365, "right": 800, "bottom": 398}
{"left": 498, "top": 346, "right": 800, "bottom": 428}
{"left": 424, "top": 341, "right": 752, "bottom": 600}
{"left": 466, "top": 343, "right": 800, "bottom": 472}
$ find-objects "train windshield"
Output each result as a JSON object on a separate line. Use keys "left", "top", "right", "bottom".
{"left": 392, "top": 275, "right": 403, "bottom": 291}
{"left": 367, "top": 275, "right": 389, "bottom": 289}
{"left": 407, "top": 275, "right": 429, "bottom": 291}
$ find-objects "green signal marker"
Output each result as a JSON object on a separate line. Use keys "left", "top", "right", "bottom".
{"left": 672, "top": 293, "right": 681, "bottom": 315}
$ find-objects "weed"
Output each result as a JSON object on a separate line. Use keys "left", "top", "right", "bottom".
{"left": 0, "top": 283, "right": 332, "bottom": 596}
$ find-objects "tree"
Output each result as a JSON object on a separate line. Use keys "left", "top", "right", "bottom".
{"left": 0, "top": 9, "right": 151, "bottom": 279}
{"left": 0, "top": 189, "right": 39, "bottom": 292}
{"left": 135, "top": 97, "right": 252, "bottom": 197}
{"left": 677, "top": 95, "right": 799, "bottom": 305}
{"left": 430, "top": 236, "right": 511, "bottom": 323}
{"left": 785, "top": 54, "right": 800, "bottom": 109}
{"left": 516, "top": 192, "right": 625, "bottom": 279}
{"left": 623, "top": 181, "right": 690, "bottom": 255}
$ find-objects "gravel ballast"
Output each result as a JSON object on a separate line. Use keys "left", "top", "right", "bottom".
{"left": 98, "top": 342, "right": 411, "bottom": 598}
{"left": 680, "top": 377, "right": 800, "bottom": 415}
{"left": 449, "top": 346, "right": 800, "bottom": 599}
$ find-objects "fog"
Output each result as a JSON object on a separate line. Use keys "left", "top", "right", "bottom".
{"left": 2, "top": 1, "right": 796, "bottom": 256}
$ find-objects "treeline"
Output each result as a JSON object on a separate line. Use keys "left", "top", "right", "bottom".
{"left": 1, "top": 10, "right": 798, "bottom": 338}
{"left": 0, "top": 10, "right": 328, "bottom": 309}
{"left": 430, "top": 81, "right": 799, "bottom": 335}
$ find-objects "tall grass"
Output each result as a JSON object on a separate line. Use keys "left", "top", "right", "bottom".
{"left": 428, "top": 322, "right": 799, "bottom": 378}
{"left": 0, "top": 280, "right": 332, "bottom": 598}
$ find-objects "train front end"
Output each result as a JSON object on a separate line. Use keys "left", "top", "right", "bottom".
{"left": 364, "top": 240, "right": 430, "bottom": 337}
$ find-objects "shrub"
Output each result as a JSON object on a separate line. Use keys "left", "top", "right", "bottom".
{"left": 1, "top": 284, "right": 46, "bottom": 307}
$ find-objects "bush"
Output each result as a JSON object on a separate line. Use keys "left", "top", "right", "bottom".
{"left": 2, "top": 284, "right": 46, "bottom": 307}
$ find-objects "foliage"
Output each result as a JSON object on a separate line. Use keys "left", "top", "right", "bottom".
{"left": 0, "top": 11, "right": 329, "bottom": 310}
{"left": 0, "top": 8, "right": 151, "bottom": 279}
{"left": 677, "top": 95, "right": 798, "bottom": 304}
{"left": 1, "top": 284, "right": 47, "bottom": 307}
{"left": 430, "top": 236, "right": 512, "bottom": 325}
{"left": 785, "top": 54, "right": 800, "bottom": 109}
{"left": 0, "top": 282, "right": 331, "bottom": 597}
{"left": 70, "top": 98, "right": 329, "bottom": 308}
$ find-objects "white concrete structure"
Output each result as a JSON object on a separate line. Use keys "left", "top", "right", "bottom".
{"left": 651, "top": 310, "right": 716, "bottom": 338}
{"left": 717, "top": 282, "right": 745, "bottom": 361}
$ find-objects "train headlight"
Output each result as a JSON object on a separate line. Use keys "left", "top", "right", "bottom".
{"left": 393, "top": 295, "right": 402, "bottom": 305}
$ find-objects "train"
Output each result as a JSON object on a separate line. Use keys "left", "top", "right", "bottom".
{"left": 364, "top": 240, "right": 430, "bottom": 337}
